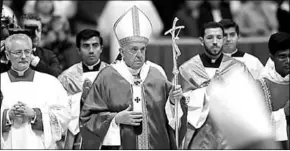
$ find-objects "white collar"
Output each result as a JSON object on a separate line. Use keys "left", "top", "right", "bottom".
{"left": 83, "top": 59, "right": 100, "bottom": 70}
{"left": 111, "top": 60, "right": 150, "bottom": 85}
{"left": 121, "top": 59, "right": 141, "bottom": 76}
{"left": 267, "top": 69, "right": 289, "bottom": 84}
{"left": 223, "top": 49, "right": 238, "bottom": 57}
{"left": 11, "top": 67, "right": 29, "bottom": 76}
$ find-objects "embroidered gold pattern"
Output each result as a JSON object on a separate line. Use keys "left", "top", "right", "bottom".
{"left": 132, "top": 6, "right": 140, "bottom": 36}
{"left": 132, "top": 77, "right": 149, "bottom": 149}
{"left": 137, "top": 85, "right": 149, "bottom": 149}
{"left": 258, "top": 78, "right": 274, "bottom": 125}
{"left": 119, "top": 36, "right": 149, "bottom": 48}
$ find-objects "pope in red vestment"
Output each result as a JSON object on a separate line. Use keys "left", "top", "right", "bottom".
{"left": 79, "top": 6, "right": 187, "bottom": 149}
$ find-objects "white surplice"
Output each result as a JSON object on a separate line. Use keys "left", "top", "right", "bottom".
{"left": 1, "top": 71, "right": 71, "bottom": 149}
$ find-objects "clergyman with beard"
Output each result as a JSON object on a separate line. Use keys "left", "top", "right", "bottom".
{"left": 178, "top": 22, "right": 254, "bottom": 149}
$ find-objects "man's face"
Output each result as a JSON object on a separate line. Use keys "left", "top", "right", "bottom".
{"left": 223, "top": 27, "right": 239, "bottom": 53}
{"left": 200, "top": 27, "right": 224, "bottom": 57}
{"left": 79, "top": 36, "right": 102, "bottom": 66}
{"left": 22, "top": 19, "right": 42, "bottom": 47}
{"left": 121, "top": 42, "right": 146, "bottom": 70}
{"left": 271, "top": 49, "right": 290, "bottom": 77}
{"left": 6, "top": 39, "right": 32, "bottom": 71}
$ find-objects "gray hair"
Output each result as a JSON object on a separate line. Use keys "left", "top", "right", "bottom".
{"left": 5, "top": 34, "right": 33, "bottom": 51}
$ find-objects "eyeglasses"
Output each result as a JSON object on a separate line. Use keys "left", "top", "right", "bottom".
{"left": 9, "top": 49, "right": 33, "bottom": 57}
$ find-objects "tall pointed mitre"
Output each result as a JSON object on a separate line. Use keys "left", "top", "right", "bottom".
{"left": 113, "top": 5, "right": 153, "bottom": 47}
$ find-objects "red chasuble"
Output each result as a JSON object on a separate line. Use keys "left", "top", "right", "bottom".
{"left": 259, "top": 78, "right": 289, "bottom": 111}
{"left": 79, "top": 65, "right": 187, "bottom": 149}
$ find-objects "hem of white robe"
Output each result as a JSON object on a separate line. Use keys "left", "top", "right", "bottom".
{"left": 184, "top": 87, "right": 209, "bottom": 129}
{"left": 102, "top": 117, "right": 121, "bottom": 145}
{"left": 68, "top": 92, "right": 82, "bottom": 135}
{"left": 272, "top": 109, "right": 288, "bottom": 141}
{"left": 165, "top": 98, "right": 183, "bottom": 129}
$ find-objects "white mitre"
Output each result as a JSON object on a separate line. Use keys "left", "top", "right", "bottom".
{"left": 113, "top": 5, "right": 153, "bottom": 47}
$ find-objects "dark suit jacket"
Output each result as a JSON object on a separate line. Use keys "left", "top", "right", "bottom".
{"left": 31, "top": 47, "right": 62, "bottom": 77}
{"left": 197, "top": 1, "right": 233, "bottom": 37}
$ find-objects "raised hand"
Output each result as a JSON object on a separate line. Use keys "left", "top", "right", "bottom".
{"left": 169, "top": 85, "right": 183, "bottom": 105}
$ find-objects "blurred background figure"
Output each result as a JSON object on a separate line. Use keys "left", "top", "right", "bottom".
{"left": 69, "top": 1, "right": 107, "bottom": 35}
{"left": 174, "top": 1, "right": 202, "bottom": 38}
{"left": 23, "top": 0, "right": 77, "bottom": 22}
{"left": 197, "top": 0, "right": 233, "bottom": 36}
{"left": 1, "top": 0, "right": 16, "bottom": 74}
{"left": 2, "top": 0, "right": 27, "bottom": 24}
{"left": 41, "top": 16, "right": 81, "bottom": 71}
{"left": 1, "top": 0, "right": 17, "bottom": 23}
{"left": 19, "top": 13, "right": 62, "bottom": 77}
{"left": 151, "top": 0, "right": 184, "bottom": 36}
{"left": 276, "top": 0, "right": 290, "bottom": 34}
{"left": 228, "top": 0, "right": 242, "bottom": 19}
{"left": 24, "top": 0, "right": 69, "bottom": 45}
{"left": 97, "top": 0, "right": 163, "bottom": 62}
{"left": 235, "top": 1, "right": 278, "bottom": 37}
{"left": 24, "top": 0, "right": 56, "bottom": 27}
{"left": 23, "top": 0, "right": 80, "bottom": 71}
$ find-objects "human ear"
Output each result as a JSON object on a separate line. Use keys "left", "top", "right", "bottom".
{"left": 199, "top": 37, "right": 204, "bottom": 47}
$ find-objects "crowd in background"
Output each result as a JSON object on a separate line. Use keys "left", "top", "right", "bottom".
{"left": 2, "top": 0, "right": 289, "bottom": 66}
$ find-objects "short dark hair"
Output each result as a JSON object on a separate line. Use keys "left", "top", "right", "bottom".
{"left": 200, "top": 22, "right": 225, "bottom": 37}
{"left": 76, "top": 29, "right": 103, "bottom": 48}
{"left": 219, "top": 19, "right": 240, "bottom": 35}
{"left": 19, "top": 13, "right": 42, "bottom": 27}
{"left": 268, "top": 32, "right": 290, "bottom": 55}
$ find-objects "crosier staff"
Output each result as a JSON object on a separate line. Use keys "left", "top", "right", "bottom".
{"left": 164, "top": 17, "right": 184, "bottom": 148}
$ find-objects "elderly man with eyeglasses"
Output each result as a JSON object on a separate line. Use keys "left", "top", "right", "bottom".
{"left": 0, "top": 33, "right": 71, "bottom": 149}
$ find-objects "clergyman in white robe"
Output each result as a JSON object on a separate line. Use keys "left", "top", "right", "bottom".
{"left": 1, "top": 68, "right": 71, "bottom": 149}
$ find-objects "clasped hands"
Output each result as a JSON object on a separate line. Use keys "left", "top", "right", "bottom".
{"left": 115, "top": 85, "right": 183, "bottom": 126}
{"left": 9, "top": 101, "right": 36, "bottom": 123}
